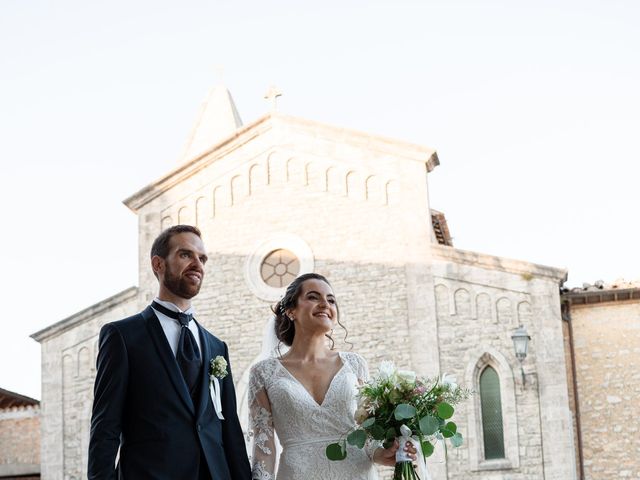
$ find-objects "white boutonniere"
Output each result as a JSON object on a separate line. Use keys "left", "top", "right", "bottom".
{"left": 209, "top": 355, "right": 228, "bottom": 380}
{"left": 208, "top": 356, "right": 227, "bottom": 420}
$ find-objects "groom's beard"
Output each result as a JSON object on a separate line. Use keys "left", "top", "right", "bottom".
{"left": 163, "top": 264, "right": 202, "bottom": 300}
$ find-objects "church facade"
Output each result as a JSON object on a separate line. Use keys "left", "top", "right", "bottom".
{"left": 32, "top": 86, "right": 578, "bottom": 479}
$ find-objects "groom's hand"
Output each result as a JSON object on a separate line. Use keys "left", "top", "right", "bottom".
{"left": 373, "top": 440, "right": 417, "bottom": 466}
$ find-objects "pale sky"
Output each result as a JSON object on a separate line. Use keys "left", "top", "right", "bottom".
{"left": 1, "top": 0, "right": 638, "bottom": 400}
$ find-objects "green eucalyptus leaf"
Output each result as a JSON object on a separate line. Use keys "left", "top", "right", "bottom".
{"left": 440, "top": 421, "right": 457, "bottom": 438}
{"left": 421, "top": 440, "right": 435, "bottom": 457}
{"left": 361, "top": 417, "right": 376, "bottom": 429}
{"left": 440, "top": 427, "right": 455, "bottom": 438}
{"left": 394, "top": 403, "right": 417, "bottom": 420}
{"left": 419, "top": 415, "right": 440, "bottom": 436}
{"left": 445, "top": 421, "right": 457, "bottom": 434}
{"left": 450, "top": 432, "right": 463, "bottom": 447}
{"left": 326, "top": 442, "right": 347, "bottom": 461}
{"left": 385, "top": 427, "right": 397, "bottom": 441}
{"left": 437, "top": 402, "right": 455, "bottom": 419}
{"left": 347, "top": 429, "right": 367, "bottom": 449}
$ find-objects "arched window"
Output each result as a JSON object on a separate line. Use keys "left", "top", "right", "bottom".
{"left": 480, "top": 366, "right": 505, "bottom": 459}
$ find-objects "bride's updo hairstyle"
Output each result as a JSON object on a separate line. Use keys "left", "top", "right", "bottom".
{"left": 273, "top": 273, "right": 349, "bottom": 349}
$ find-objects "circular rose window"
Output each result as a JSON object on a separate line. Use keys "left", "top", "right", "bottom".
{"left": 260, "top": 249, "right": 301, "bottom": 287}
{"left": 244, "top": 234, "right": 314, "bottom": 301}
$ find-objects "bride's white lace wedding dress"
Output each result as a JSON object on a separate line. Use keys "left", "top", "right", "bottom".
{"left": 248, "top": 351, "right": 378, "bottom": 480}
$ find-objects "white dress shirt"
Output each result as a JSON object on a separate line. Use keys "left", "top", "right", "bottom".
{"left": 152, "top": 298, "right": 203, "bottom": 364}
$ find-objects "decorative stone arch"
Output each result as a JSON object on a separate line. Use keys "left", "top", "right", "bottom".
{"left": 517, "top": 300, "right": 532, "bottom": 326}
{"left": 178, "top": 206, "right": 192, "bottom": 225}
{"left": 304, "top": 162, "right": 323, "bottom": 190}
{"left": 454, "top": 288, "right": 471, "bottom": 319}
{"left": 161, "top": 215, "right": 173, "bottom": 230}
{"left": 248, "top": 163, "right": 262, "bottom": 195}
{"left": 62, "top": 353, "right": 74, "bottom": 380}
{"left": 496, "top": 297, "right": 513, "bottom": 325}
{"left": 434, "top": 284, "right": 450, "bottom": 319}
{"left": 385, "top": 180, "right": 398, "bottom": 205}
{"left": 465, "top": 348, "right": 520, "bottom": 472}
{"left": 77, "top": 347, "right": 91, "bottom": 378}
{"left": 195, "top": 196, "right": 208, "bottom": 227}
{"left": 325, "top": 165, "right": 344, "bottom": 195}
{"left": 324, "top": 166, "right": 334, "bottom": 192}
{"left": 364, "top": 174, "right": 375, "bottom": 200}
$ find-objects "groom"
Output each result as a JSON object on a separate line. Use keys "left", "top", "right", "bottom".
{"left": 88, "top": 225, "right": 251, "bottom": 479}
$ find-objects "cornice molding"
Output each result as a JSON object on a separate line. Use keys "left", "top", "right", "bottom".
{"left": 30, "top": 286, "right": 138, "bottom": 343}
{"left": 431, "top": 244, "right": 567, "bottom": 282}
{"left": 123, "top": 113, "right": 439, "bottom": 212}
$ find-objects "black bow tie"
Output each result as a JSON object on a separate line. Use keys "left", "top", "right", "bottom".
{"left": 152, "top": 301, "right": 193, "bottom": 326}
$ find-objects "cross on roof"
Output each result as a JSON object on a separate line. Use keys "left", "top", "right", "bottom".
{"left": 264, "top": 85, "right": 282, "bottom": 111}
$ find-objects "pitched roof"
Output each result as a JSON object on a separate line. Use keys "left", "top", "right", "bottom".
{"left": 0, "top": 387, "right": 39, "bottom": 408}
{"left": 180, "top": 85, "right": 243, "bottom": 164}
{"left": 562, "top": 279, "right": 640, "bottom": 305}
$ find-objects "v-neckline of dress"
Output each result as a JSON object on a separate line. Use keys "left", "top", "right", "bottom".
{"left": 276, "top": 352, "right": 346, "bottom": 407}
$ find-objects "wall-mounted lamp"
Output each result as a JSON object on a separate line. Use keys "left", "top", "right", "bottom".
{"left": 511, "top": 325, "right": 531, "bottom": 385}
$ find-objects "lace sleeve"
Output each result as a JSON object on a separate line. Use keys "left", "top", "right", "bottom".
{"left": 248, "top": 362, "right": 276, "bottom": 480}
{"left": 351, "top": 353, "right": 382, "bottom": 461}
{"left": 357, "top": 353, "right": 370, "bottom": 384}
{"left": 343, "top": 351, "right": 370, "bottom": 384}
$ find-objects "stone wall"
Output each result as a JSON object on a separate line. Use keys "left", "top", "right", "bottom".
{"left": 569, "top": 298, "right": 640, "bottom": 479}
{"left": 427, "top": 252, "right": 575, "bottom": 480}
{"left": 37, "top": 288, "right": 140, "bottom": 480}
{"left": 0, "top": 405, "right": 40, "bottom": 478}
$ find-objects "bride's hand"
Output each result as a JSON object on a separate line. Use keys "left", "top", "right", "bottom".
{"left": 372, "top": 440, "right": 417, "bottom": 466}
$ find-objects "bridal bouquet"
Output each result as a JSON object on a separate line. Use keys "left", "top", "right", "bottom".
{"left": 326, "top": 361, "right": 471, "bottom": 480}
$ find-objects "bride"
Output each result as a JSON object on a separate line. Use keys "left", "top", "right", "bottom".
{"left": 248, "top": 273, "right": 415, "bottom": 480}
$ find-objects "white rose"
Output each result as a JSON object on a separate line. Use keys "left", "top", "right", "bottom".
{"left": 354, "top": 405, "right": 369, "bottom": 424}
{"left": 398, "top": 370, "right": 417, "bottom": 383}
{"left": 378, "top": 361, "right": 396, "bottom": 380}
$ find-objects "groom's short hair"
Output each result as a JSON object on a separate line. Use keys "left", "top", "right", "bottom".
{"left": 150, "top": 225, "right": 202, "bottom": 259}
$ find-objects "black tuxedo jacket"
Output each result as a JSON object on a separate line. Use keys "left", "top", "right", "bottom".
{"left": 88, "top": 306, "right": 251, "bottom": 480}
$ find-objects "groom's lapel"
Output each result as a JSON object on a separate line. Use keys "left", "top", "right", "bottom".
{"left": 195, "top": 321, "right": 215, "bottom": 421}
{"left": 143, "top": 306, "right": 195, "bottom": 415}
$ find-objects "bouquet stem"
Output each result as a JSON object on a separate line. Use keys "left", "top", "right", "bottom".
{"left": 393, "top": 461, "right": 420, "bottom": 480}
